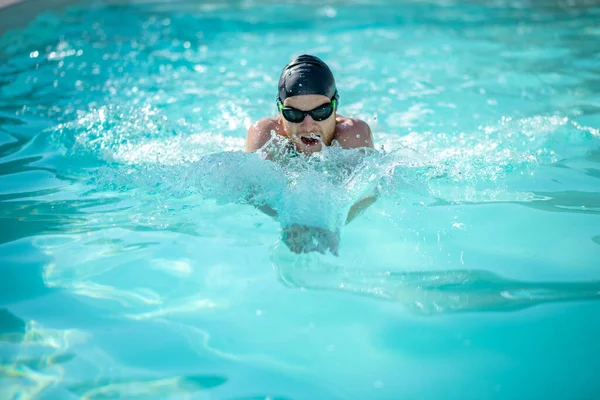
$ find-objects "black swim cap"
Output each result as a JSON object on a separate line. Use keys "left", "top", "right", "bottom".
{"left": 277, "top": 54, "right": 339, "bottom": 104}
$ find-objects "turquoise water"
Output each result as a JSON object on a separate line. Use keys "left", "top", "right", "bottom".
{"left": 1, "top": 0, "right": 600, "bottom": 398}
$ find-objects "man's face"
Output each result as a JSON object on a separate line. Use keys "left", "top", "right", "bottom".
{"left": 281, "top": 94, "right": 336, "bottom": 155}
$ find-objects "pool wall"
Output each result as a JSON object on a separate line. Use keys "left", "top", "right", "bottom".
{"left": 0, "top": 0, "right": 81, "bottom": 35}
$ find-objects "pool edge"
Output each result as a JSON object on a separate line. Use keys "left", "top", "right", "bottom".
{"left": 0, "top": 0, "right": 82, "bottom": 35}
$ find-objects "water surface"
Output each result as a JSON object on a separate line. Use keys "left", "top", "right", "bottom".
{"left": 1, "top": 0, "right": 600, "bottom": 399}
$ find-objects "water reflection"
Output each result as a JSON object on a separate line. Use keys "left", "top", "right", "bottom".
{"left": 0, "top": 128, "right": 28, "bottom": 160}
{"left": 0, "top": 194, "right": 117, "bottom": 245}
{"left": 521, "top": 190, "right": 600, "bottom": 214}
{"left": 0, "top": 311, "right": 227, "bottom": 400}
{"left": 0, "top": 318, "right": 87, "bottom": 400}
{"left": 272, "top": 247, "right": 600, "bottom": 315}
{"left": 455, "top": 189, "right": 600, "bottom": 215}
{"left": 0, "top": 308, "right": 25, "bottom": 343}
{"left": 66, "top": 374, "right": 227, "bottom": 399}
{"left": 228, "top": 397, "right": 290, "bottom": 400}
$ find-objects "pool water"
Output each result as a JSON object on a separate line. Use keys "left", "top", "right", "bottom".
{"left": 1, "top": 0, "right": 600, "bottom": 399}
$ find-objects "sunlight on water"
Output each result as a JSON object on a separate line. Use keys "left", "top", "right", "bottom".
{"left": 0, "top": 319, "right": 87, "bottom": 400}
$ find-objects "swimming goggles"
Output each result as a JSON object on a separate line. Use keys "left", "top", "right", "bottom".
{"left": 278, "top": 99, "right": 337, "bottom": 123}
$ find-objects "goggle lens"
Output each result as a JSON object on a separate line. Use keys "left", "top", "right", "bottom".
{"left": 280, "top": 101, "right": 335, "bottom": 123}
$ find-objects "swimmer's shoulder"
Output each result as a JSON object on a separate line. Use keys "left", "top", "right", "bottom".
{"left": 334, "top": 115, "right": 374, "bottom": 149}
{"left": 244, "top": 116, "right": 285, "bottom": 152}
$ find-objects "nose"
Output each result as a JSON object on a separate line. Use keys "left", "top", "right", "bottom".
{"left": 300, "top": 114, "right": 316, "bottom": 125}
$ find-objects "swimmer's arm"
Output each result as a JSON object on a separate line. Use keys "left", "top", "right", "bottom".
{"left": 245, "top": 194, "right": 278, "bottom": 218}
{"left": 244, "top": 119, "right": 273, "bottom": 152}
{"left": 244, "top": 118, "right": 286, "bottom": 161}
{"left": 335, "top": 117, "right": 378, "bottom": 223}
{"left": 256, "top": 203, "right": 278, "bottom": 218}
{"left": 244, "top": 118, "right": 284, "bottom": 216}
{"left": 334, "top": 117, "right": 375, "bottom": 150}
{"left": 346, "top": 195, "right": 378, "bottom": 224}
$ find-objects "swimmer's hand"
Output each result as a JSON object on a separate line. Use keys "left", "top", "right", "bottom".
{"left": 282, "top": 225, "right": 340, "bottom": 256}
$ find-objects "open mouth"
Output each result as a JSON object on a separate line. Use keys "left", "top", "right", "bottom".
{"left": 301, "top": 135, "right": 320, "bottom": 146}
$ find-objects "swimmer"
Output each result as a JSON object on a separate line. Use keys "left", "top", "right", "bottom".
{"left": 245, "top": 54, "right": 374, "bottom": 156}
{"left": 244, "top": 54, "right": 377, "bottom": 255}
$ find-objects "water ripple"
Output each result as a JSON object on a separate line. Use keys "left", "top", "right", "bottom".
{"left": 2, "top": 1, "right": 600, "bottom": 398}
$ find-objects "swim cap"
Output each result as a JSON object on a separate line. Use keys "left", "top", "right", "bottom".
{"left": 277, "top": 54, "right": 339, "bottom": 104}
